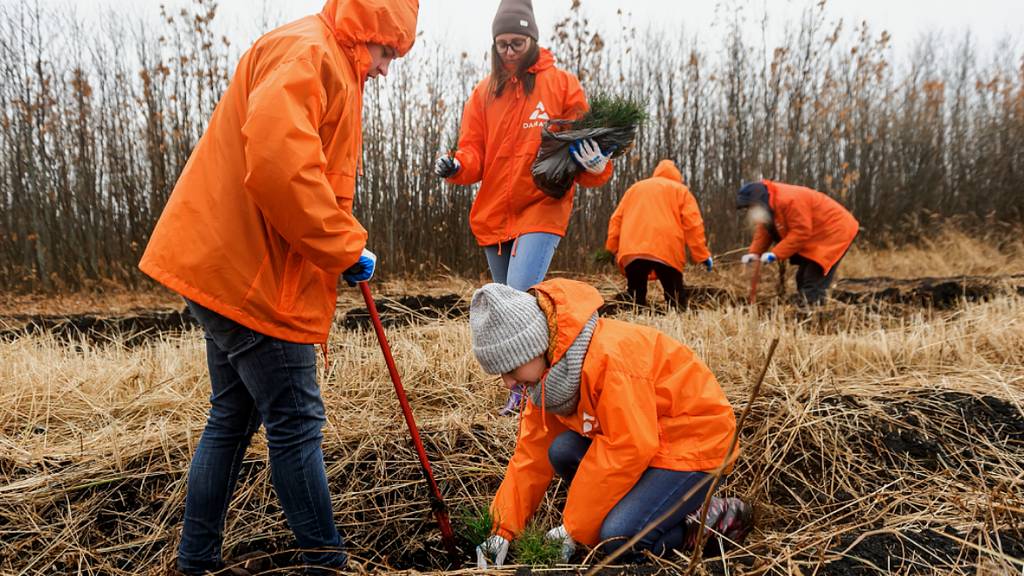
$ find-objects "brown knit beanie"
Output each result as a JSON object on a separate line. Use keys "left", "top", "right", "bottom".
{"left": 492, "top": 0, "right": 538, "bottom": 40}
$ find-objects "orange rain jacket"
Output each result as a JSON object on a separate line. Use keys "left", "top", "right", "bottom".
{"left": 749, "top": 180, "right": 859, "bottom": 275}
{"left": 447, "top": 48, "right": 614, "bottom": 247}
{"left": 605, "top": 160, "right": 711, "bottom": 273}
{"left": 491, "top": 279, "right": 738, "bottom": 547}
{"left": 139, "top": 0, "right": 418, "bottom": 344}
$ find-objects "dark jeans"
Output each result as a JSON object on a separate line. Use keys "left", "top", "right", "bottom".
{"left": 624, "top": 259, "right": 686, "bottom": 309}
{"left": 548, "top": 431, "right": 711, "bottom": 558}
{"left": 790, "top": 254, "right": 842, "bottom": 306}
{"left": 177, "top": 300, "right": 345, "bottom": 574}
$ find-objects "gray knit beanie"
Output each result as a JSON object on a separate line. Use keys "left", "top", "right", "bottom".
{"left": 492, "top": 0, "right": 539, "bottom": 40}
{"left": 470, "top": 283, "right": 549, "bottom": 375}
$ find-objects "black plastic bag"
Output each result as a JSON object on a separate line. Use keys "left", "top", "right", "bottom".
{"left": 531, "top": 120, "right": 638, "bottom": 199}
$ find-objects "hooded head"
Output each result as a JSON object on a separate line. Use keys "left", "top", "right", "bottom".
{"left": 320, "top": 0, "right": 419, "bottom": 67}
{"left": 652, "top": 159, "right": 683, "bottom": 183}
{"left": 737, "top": 181, "right": 770, "bottom": 209}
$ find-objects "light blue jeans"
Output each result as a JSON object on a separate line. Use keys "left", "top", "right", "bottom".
{"left": 483, "top": 232, "right": 561, "bottom": 291}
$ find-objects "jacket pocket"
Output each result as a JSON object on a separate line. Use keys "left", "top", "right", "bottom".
{"left": 278, "top": 249, "right": 306, "bottom": 312}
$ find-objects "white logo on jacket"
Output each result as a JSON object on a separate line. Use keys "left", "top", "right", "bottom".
{"left": 523, "top": 101, "right": 549, "bottom": 129}
{"left": 582, "top": 411, "right": 600, "bottom": 435}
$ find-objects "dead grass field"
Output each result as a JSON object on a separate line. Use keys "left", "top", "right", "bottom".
{"left": 0, "top": 233, "right": 1022, "bottom": 575}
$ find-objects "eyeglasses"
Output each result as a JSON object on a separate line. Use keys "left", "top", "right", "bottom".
{"left": 495, "top": 38, "right": 529, "bottom": 53}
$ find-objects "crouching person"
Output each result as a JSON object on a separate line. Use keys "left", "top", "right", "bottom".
{"left": 737, "top": 180, "right": 859, "bottom": 306}
{"left": 469, "top": 279, "right": 753, "bottom": 567}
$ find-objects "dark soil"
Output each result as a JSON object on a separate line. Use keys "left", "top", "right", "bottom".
{"left": 599, "top": 285, "right": 736, "bottom": 315}
{"left": 832, "top": 274, "right": 1024, "bottom": 309}
{"left": 342, "top": 294, "right": 466, "bottom": 331}
{"left": 0, "top": 307, "right": 195, "bottom": 345}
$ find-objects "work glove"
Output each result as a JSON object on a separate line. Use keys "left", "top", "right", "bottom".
{"left": 544, "top": 525, "right": 576, "bottom": 563}
{"left": 475, "top": 534, "right": 510, "bottom": 569}
{"left": 760, "top": 252, "right": 777, "bottom": 264}
{"left": 570, "top": 138, "right": 611, "bottom": 175}
{"left": 434, "top": 154, "right": 461, "bottom": 178}
{"left": 342, "top": 248, "right": 377, "bottom": 287}
{"left": 741, "top": 254, "right": 758, "bottom": 266}
{"left": 703, "top": 257, "right": 714, "bottom": 272}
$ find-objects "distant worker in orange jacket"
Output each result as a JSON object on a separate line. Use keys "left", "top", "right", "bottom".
{"left": 737, "top": 180, "right": 859, "bottom": 306}
{"left": 606, "top": 160, "right": 712, "bottom": 309}
{"left": 434, "top": 0, "right": 614, "bottom": 415}
{"left": 139, "top": 1, "right": 418, "bottom": 573}
{"left": 469, "top": 279, "right": 753, "bottom": 568}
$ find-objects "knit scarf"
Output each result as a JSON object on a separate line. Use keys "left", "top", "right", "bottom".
{"left": 528, "top": 313, "right": 598, "bottom": 416}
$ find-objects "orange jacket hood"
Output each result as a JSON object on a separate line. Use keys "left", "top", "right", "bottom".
{"left": 652, "top": 159, "right": 682, "bottom": 182}
{"left": 530, "top": 278, "right": 603, "bottom": 365}
{"left": 605, "top": 160, "right": 710, "bottom": 272}
{"left": 320, "top": 0, "right": 418, "bottom": 56}
{"left": 528, "top": 47, "right": 556, "bottom": 73}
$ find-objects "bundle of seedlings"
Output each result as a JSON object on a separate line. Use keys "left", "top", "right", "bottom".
{"left": 532, "top": 93, "right": 648, "bottom": 198}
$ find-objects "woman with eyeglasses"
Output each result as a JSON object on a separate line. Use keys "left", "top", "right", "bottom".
{"left": 434, "top": 0, "right": 614, "bottom": 416}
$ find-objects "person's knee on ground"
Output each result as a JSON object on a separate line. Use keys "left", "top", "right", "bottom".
{"left": 548, "top": 430, "right": 590, "bottom": 482}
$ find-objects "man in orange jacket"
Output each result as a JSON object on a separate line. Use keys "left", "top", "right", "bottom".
{"left": 139, "top": 1, "right": 418, "bottom": 573}
{"left": 468, "top": 279, "right": 753, "bottom": 567}
{"left": 606, "top": 160, "right": 712, "bottom": 309}
{"left": 737, "top": 181, "right": 859, "bottom": 306}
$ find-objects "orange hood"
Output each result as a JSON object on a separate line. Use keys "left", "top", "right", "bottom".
{"left": 652, "top": 159, "right": 682, "bottom": 182}
{"left": 530, "top": 279, "right": 603, "bottom": 365}
{"left": 528, "top": 47, "right": 556, "bottom": 74}
{"left": 320, "top": 0, "right": 419, "bottom": 56}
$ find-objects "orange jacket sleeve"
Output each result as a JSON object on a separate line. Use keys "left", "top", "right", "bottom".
{"left": 562, "top": 370, "right": 660, "bottom": 546}
{"left": 771, "top": 200, "right": 813, "bottom": 260}
{"left": 491, "top": 401, "right": 568, "bottom": 540}
{"left": 450, "top": 84, "right": 487, "bottom": 186}
{"left": 241, "top": 57, "right": 366, "bottom": 275}
{"left": 749, "top": 225, "right": 772, "bottom": 255}
{"left": 680, "top": 189, "right": 710, "bottom": 263}
{"left": 605, "top": 194, "right": 626, "bottom": 254}
{"left": 563, "top": 74, "right": 614, "bottom": 189}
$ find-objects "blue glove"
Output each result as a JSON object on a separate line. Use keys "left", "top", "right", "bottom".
{"left": 343, "top": 249, "right": 377, "bottom": 286}
{"left": 760, "top": 252, "right": 777, "bottom": 264}
{"left": 703, "top": 257, "right": 714, "bottom": 272}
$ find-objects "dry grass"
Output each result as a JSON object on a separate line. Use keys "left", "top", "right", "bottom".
{"left": 1, "top": 263, "right": 1022, "bottom": 574}
{"left": 841, "top": 226, "right": 1024, "bottom": 279}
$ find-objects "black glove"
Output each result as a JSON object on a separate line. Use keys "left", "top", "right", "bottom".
{"left": 434, "top": 155, "right": 460, "bottom": 178}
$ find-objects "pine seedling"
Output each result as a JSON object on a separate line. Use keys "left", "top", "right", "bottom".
{"left": 572, "top": 93, "right": 649, "bottom": 130}
{"left": 512, "top": 522, "right": 563, "bottom": 567}
{"left": 456, "top": 505, "right": 493, "bottom": 547}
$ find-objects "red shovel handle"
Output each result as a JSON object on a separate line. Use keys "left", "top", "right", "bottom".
{"left": 748, "top": 260, "right": 763, "bottom": 305}
{"left": 358, "top": 282, "right": 459, "bottom": 561}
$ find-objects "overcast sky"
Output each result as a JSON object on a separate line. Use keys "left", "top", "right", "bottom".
{"left": 47, "top": 0, "right": 1024, "bottom": 61}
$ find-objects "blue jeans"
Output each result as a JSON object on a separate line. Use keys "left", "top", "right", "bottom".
{"left": 177, "top": 300, "right": 345, "bottom": 574}
{"left": 548, "top": 431, "right": 711, "bottom": 558}
{"left": 483, "top": 232, "right": 561, "bottom": 291}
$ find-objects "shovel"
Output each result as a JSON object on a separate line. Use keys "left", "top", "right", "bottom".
{"left": 358, "top": 282, "right": 460, "bottom": 562}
